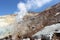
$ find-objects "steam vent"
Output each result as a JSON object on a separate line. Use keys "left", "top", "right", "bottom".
{"left": 0, "top": 2, "right": 60, "bottom": 40}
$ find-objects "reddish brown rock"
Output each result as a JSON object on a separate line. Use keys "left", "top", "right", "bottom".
{"left": 22, "top": 3, "right": 60, "bottom": 38}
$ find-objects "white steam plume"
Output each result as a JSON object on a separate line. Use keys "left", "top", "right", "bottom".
{"left": 16, "top": 2, "right": 28, "bottom": 22}
{"left": 16, "top": 0, "right": 52, "bottom": 22}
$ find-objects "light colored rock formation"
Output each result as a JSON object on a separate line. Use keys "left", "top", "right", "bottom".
{"left": 0, "top": 15, "right": 16, "bottom": 38}
{"left": 0, "top": 13, "right": 38, "bottom": 39}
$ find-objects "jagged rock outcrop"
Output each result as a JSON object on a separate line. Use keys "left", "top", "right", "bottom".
{"left": 22, "top": 3, "right": 60, "bottom": 38}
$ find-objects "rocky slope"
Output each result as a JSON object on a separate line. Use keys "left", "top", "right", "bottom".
{"left": 0, "top": 2, "right": 60, "bottom": 40}
{"left": 0, "top": 15, "right": 16, "bottom": 38}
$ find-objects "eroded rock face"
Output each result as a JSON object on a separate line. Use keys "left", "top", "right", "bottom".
{"left": 0, "top": 15, "right": 16, "bottom": 38}
{"left": 0, "top": 2, "right": 60, "bottom": 40}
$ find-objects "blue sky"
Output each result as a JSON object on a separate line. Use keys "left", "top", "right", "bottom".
{"left": 0, "top": 0, "right": 60, "bottom": 15}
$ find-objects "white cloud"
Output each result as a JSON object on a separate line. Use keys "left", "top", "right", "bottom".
{"left": 26, "top": 0, "right": 52, "bottom": 10}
